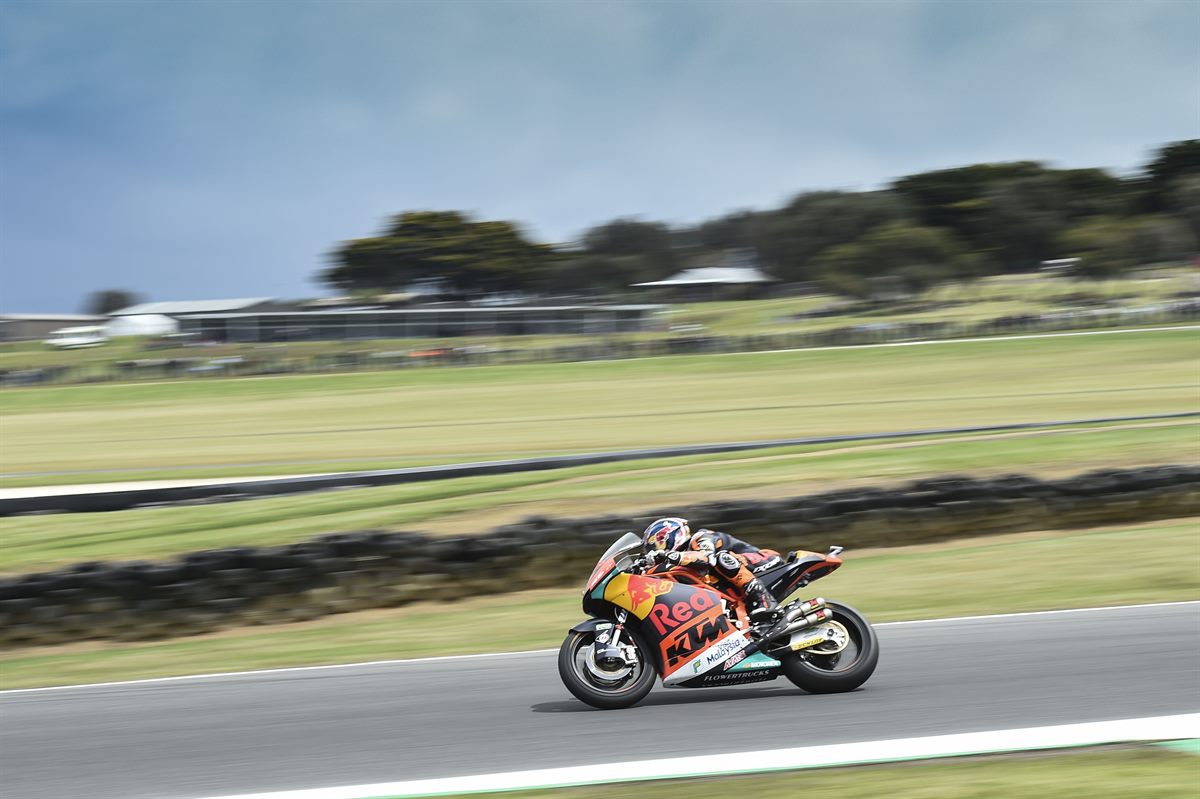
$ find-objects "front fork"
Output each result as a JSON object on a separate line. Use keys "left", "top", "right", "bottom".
{"left": 593, "top": 609, "right": 633, "bottom": 666}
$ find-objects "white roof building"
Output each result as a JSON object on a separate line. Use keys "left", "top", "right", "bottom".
{"left": 105, "top": 313, "right": 179, "bottom": 337}
{"left": 111, "top": 298, "right": 284, "bottom": 316}
{"left": 633, "top": 248, "right": 776, "bottom": 289}
{"left": 632, "top": 266, "right": 775, "bottom": 288}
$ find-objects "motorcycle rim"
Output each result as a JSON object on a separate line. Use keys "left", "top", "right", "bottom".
{"left": 558, "top": 629, "right": 657, "bottom": 709}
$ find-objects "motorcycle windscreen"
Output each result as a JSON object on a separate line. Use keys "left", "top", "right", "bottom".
{"left": 585, "top": 532, "right": 642, "bottom": 594}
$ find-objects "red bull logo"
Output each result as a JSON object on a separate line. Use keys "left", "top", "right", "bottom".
{"left": 603, "top": 573, "right": 672, "bottom": 619}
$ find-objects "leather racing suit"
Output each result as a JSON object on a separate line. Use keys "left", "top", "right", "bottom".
{"left": 647, "top": 529, "right": 783, "bottom": 627}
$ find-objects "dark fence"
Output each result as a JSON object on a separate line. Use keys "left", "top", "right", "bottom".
{"left": 3, "top": 302, "right": 1197, "bottom": 387}
{"left": 1, "top": 464, "right": 1196, "bottom": 648}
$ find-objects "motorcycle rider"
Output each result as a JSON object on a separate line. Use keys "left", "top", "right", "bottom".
{"left": 640, "top": 517, "right": 783, "bottom": 631}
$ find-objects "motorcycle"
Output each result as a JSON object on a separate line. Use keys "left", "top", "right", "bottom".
{"left": 558, "top": 532, "right": 879, "bottom": 709}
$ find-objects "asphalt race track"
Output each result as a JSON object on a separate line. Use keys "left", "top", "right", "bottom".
{"left": 2, "top": 603, "right": 1197, "bottom": 799}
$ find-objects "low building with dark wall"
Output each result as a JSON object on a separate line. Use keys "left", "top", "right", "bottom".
{"left": 0, "top": 314, "right": 107, "bottom": 341}
{"left": 178, "top": 305, "right": 667, "bottom": 342}
{"left": 107, "top": 298, "right": 296, "bottom": 342}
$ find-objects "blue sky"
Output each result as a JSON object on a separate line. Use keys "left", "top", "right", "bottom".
{"left": 1, "top": 0, "right": 1197, "bottom": 312}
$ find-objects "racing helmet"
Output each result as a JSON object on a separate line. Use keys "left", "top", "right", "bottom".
{"left": 642, "top": 517, "right": 691, "bottom": 554}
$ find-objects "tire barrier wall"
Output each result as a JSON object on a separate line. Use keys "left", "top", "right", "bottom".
{"left": 5, "top": 412, "right": 1198, "bottom": 517}
{"left": 1, "top": 464, "right": 1197, "bottom": 649}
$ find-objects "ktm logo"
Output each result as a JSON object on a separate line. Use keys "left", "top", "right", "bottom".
{"left": 662, "top": 613, "right": 731, "bottom": 667}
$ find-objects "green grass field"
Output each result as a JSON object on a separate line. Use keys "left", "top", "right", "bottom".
{"left": 1, "top": 328, "right": 1195, "bottom": 482}
{"left": 435, "top": 749, "right": 1199, "bottom": 799}
{"left": 2, "top": 518, "right": 1194, "bottom": 689}
{"left": 2, "top": 420, "right": 1195, "bottom": 573}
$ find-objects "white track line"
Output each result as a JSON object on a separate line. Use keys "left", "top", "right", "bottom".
{"left": 198, "top": 714, "right": 1200, "bottom": 799}
{"left": 2, "top": 600, "right": 1196, "bottom": 696}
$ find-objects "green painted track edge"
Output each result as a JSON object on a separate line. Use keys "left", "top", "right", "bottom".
{"left": 1154, "top": 738, "right": 1200, "bottom": 755}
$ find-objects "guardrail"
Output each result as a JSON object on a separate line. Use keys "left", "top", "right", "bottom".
{"left": 3, "top": 412, "right": 1197, "bottom": 516}
{"left": 1, "top": 464, "right": 1196, "bottom": 648}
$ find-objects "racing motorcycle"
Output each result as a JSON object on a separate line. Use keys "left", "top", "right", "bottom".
{"left": 558, "top": 533, "right": 879, "bottom": 709}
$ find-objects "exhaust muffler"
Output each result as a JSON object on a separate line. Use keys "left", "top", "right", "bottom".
{"left": 759, "top": 597, "right": 830, "bottom": 645}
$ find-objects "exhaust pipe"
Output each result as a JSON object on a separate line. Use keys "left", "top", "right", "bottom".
{"left": 759, "top": 597, "right": 830, "bottom": 644}
{"left": 773, "top": 607, "right": 832, "bottom": 640}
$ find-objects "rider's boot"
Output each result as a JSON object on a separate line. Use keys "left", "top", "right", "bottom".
{"left": 744, "top": 579, "right": 780, "bottom": 631}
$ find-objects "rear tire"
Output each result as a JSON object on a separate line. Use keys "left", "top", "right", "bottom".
{"left": 778, "top": 601, "right": 879, "bottom": 694}
{"left": 557, "top": 629, "right": 656, "bottom": 710}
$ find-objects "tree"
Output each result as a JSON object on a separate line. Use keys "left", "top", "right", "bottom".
{"left": 1127, "top": 215, "right": 1196, "bottom": 265}
{"left": 1140, "top": 140, "right": 1200, "bottom": 211}
{"left": 891, "top": 161, "right": 1047, "bottom": 245}
{"left": 753, "top": 191, "right": 912, "bottom": 281}
{"left": 812, "top": 243, "right": 875, "bottom": 298}
{"left": 542, "top": 253, "right": 610, "bottom": 294}
{"left": 542, "top": 217, "right": 682, "bottom": 292}
{"left": 1058, "top": 218, "right": 1139, "bottom": 279}
{"left": 1056, "top": 168, "right": 1130, "bottom": 219}
{"left": 689, "top": 210, "right": 766, "bottom": 252}
{"left": 976, "top": 175, "right": 1070, "bottom": 271}
{"left": 579, "top": 218, "right": 678, "bottom": 286}
{"left": 83, "top": 289, "right": 140, "bottom": 315}
{"left": 1168, "top": 174, "right": 1200, "bottom": 243}
{"left": 893, "top": 163, "right": 1135, "bottom": 271}
{"left": 325, "top": 237, "right": 401, "bottom": 293}
{"left": 813, "top": 222, "right": 973, "bottom": 297}
{"left": 323, "top": 211, "right": 558, "bottom": 294}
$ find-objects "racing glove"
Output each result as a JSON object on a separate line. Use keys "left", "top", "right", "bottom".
{"left": 645, "top": 549, "right": 682, "bottom": 566}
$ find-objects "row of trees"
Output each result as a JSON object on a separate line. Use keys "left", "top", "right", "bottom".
{"left": 322, "top": 140, "right": 1200, "bottom": 299}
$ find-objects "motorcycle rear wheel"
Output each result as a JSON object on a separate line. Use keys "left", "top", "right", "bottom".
{"left": 778, "top": 601, "right": 879, "bottom": 693}
{"left": 557, "top": 629, "right": 656, "bottom": 710}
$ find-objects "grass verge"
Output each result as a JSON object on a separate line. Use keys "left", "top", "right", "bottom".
{"left": 2, "top": 421, "right": 1195, "bottom": 572}
{"left": 435, "top": 748, "right": 1199, "bottom": 799}
{"left": 1, "top": 518, "right": 1195, "bottom": 689}
{"left": 1, "top": 328, "right": 1195, "bottom": 477}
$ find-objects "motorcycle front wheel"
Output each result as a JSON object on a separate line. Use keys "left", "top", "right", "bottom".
{"left": 778, "top": 600, "right": 879, "bottom": 694}
{"left": 557, "top": 628, "right": 656, "bottom": 710}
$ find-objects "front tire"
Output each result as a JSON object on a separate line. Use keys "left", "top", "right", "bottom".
{"left": 778, "top": 601, "right": 879, "bottom": 694}
{"left": 557, "top": 629, "right": 656, "bottom": 709}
